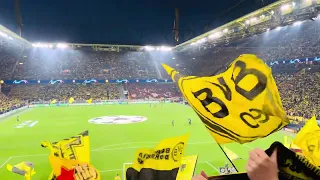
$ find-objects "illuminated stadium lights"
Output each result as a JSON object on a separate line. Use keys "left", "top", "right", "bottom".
{"left": 144, "top": 46, "right": 155, "bottom": 51}
{"left": 32, "top": 43, "right": 53, "bottom": 48}
{"left": 292, "top": 2, "right": 296, "bottom": 7}
{"left": 250, "top": 17, "right": 257, "bottom": 22}
{"left": 144, "top": 46, "right": 172, "bottom": 51}
{"left": 275, "top": 26, "right": 282, "bottom": 31}
{"left": 209, "top": 32, "right": 221, "bottom": 39}
{"left": 159, "top": 46, "right": 172, "bottom": 51}
{"left": 245, "top": 20, "right": 250, "bottom": 25}
{"left": 223, "top": 29, "right": 228, "bottom": 33}
{"left": 19, "top": 62, "right": 23, "bottom": 65}
{"left": 196, "top": 38, "right": 207, "bottom": 44}
{"left": 271, "top": 10, "right": 275, "bottom": 15}
{"left": 57, "top": 43, "right": 68, "bottom": 49}
{"left": 260, "top": 14, "right": 265, "bottom": 19}
{"left": 191, "top": 42, "right": 195, "bottom": 46}
{"left": 266, "top": 28, "right": 270, "bottom": 31}
{"left": 281, "top": 4, "right": 291, "bottom": 11}
{"left": 293, "top": 21, "right": 302, "bottom": 26}
{"left": 0, "top": 31, "right": 13, "bottom": 40}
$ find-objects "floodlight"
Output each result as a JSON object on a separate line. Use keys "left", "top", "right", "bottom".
{"left": 281, "top": 4, "right": 290, "bottom": 11}
{"left": 57, "top": 43, "right": 68, "bottom": 49}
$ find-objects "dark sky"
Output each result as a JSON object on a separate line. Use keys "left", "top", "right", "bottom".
{"left": 0, "top": 0, "right": 277, "bottom": 45}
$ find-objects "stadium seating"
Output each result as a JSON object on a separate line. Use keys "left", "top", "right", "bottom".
{"left": 0, "top": 20, "right": 320, "bottom": 119}
{"left": 7, "top": 84, "right": 121, "bottom": 102}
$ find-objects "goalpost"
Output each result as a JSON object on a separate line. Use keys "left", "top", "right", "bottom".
{"left": 122, "top": 162, "right": 133, "bottom": 180}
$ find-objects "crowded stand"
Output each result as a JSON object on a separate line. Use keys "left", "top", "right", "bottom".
{"left": 0, "top": 19, "right": 320, "bottom": 120}
{"left": 6, "top": 84, "right": 120, "bottom": 102}
{"left": 0, "top": 92, "right": 24, "bottom": 114}
{"left": 126, "top": 83, "right": 181, "bottom": 99}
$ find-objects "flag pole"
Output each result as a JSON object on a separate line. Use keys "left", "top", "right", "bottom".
{"left": 217, "top": 143, "right": 238, "bottom": 172}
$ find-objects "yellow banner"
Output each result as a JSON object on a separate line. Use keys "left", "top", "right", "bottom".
{"left": 132, "top": 134, "right": 189, "bottom": 171}
{"left": 176, "top": 155, "right": 198, "bottom": 180}
{"left": 163, "top": 54, "right": 289, "bottom": 144}
{"left": 294, "top": 116, "right": 320, "bottom": 166}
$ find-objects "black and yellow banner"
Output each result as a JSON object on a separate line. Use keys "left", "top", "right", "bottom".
{"left": 7, "top": 162, "right": 36, "bottom": 180}
{"left": 207, "top": 142, "right": 320, "bottom": 180}
{"left": 127, "top": 134, "right": 189, "bottom": 180}
{"left": 163, "top": 54, "right": 289, "bottom": 144}
{"left": 294, "top": 116, "right": 320, "bottom": 166}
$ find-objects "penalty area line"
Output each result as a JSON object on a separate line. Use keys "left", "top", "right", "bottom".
{"left": 0, "top": 157, "right": 12, "bottom": 168}
{"left": 99, "top": 168, "right": 123, "bottom": 173}
{"left": 205, "top": 161, "right": 220, "bottom": 173}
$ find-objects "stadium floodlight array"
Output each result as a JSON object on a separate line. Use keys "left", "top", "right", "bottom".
{"left": 209, "top": 32, "right": 222, "bottom": 40}
{"left": 0, "top": 31, "right": 13, "bottom": 40}
{"left": 144, "top": 46, "right": 172, "bottom": 51}
{"left": 32, "top": 43, "right": 53, "bottom": 48}
{"left": 57, "top": 43, "right": 68, "bottom": 49}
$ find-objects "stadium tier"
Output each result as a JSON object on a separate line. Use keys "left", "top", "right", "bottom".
{"left": 1, "top": 1, "right": 320, "bottom": 179}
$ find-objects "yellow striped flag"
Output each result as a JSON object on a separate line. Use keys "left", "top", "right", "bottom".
{"left": 162, "top": 54, "right": 289, "bottom": 144}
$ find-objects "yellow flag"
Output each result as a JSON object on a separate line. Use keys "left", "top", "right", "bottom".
{"left": 69, "top": 97, "right": 75, "bottom": 104}
{"left": 87, "top": 98, "right": 93, "bottom": 104}
{"left": 49, "top": 156, "right": 100, "bottom": 180}
{"left": 176, "top": 155, "right": 198, "bottom": 180}
{"left": 223, "top": 147, "right": 240, "bottom": 161}
{"left": 7, "top": 162, "right": 36, "bottom": 180}
{"left": 162, "top": 54, "right": 289, "bottom": 144}
{"left": 294, "top": 116, "right": 320, "bottom": 166}
{"left": 132, "top": 134, "right": 189, "bottom": 171}
{"left": 50, "top": 99, "right": 57, "bottom": 104}
{"left": 41, "top": 131, "right": 90, "bottom": 163}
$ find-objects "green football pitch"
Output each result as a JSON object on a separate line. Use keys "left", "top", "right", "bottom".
{"left": 0, "top": 103, "right": 291, "bottom": 180}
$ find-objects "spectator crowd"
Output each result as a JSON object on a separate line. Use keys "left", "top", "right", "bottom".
{"left": 0, "top": 19, "right": 320, "bottom": 118}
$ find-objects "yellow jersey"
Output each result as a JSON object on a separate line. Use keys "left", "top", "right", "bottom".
{"left": 115, "top": 176, "right": 121, "bottom": 180}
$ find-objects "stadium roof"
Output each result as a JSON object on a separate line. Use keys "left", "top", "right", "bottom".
{"left": 1, "top": 0, "right": 319, "bottom": 52}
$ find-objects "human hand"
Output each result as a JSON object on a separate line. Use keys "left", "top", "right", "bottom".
{"left": 192, "top": 171, "right": 208, "bottom": 180}
{"left": 246, "top": 148, "right": 278, "bottom": 180}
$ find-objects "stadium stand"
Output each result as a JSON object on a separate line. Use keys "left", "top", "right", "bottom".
{"left": 0, "top": 13, "right": 320, "bottom": 120}
{"left": 126, "top": 83, "right": 181, "bottom": 99}
{"left": 7, "top": 84, "right": 120, "bottom": 102}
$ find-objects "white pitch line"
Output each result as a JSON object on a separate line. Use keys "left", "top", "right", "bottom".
{"left": 93, "top": 141, "right": 214, "bottom": 151}
{"left": 99, "top": 168, "right": 123, "bottom": 173}
{"left": 205, "top": 161, "right": 220, "bottom": 173}
{"left": 92, "top": 142, "right": 156, "bottom": 151}
{"left": 243, "top": 144, "right": 253, "bottom": 149}
{"left": 0, "top": 157, "right": 12, "bottom": 168}
{"left": 0, "top": 141, "right": 215, "bottom": 169}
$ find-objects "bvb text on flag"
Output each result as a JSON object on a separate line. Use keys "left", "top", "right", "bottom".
{"left": 162, "top": 54, "right": 289, "bottom": 144}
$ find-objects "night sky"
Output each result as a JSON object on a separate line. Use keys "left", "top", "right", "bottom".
{"left": 0, "top": 0, "right": 277, "bottom": 45}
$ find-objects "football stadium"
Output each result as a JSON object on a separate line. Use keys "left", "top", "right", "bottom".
{"left": 1, "top": 0, "right": 320, "bottom": 180}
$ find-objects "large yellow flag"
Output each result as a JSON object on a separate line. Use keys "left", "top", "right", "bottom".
{"left": 41, "top": 131, "right": 90, "bottom": 163}
{"left": 7, "top": 162, "right": 36, "bottom": 180}
{"left": 68, "top": 97, "right": 75, "bottom": 104}
{"left": 132, "top": 134, "right": 189, "bottom": 171}
{"left": 48, "top": 156, "right": 100, "bottom": 180}
{"left": 163, "top": 54, "right": 289, "bottom": 144}
{"left": 294, "top": 116, "right": 320, "bottom": 166}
